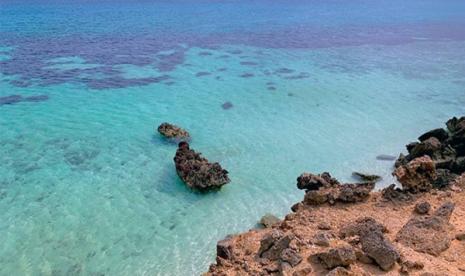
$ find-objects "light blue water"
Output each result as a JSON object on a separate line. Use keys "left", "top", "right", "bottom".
{"left": 1, "top": 1, "right": 465, "bottom": 275}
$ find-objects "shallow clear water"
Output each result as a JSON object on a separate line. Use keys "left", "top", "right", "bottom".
{"left": 1, "top": 1, "right": 465, "bottom": 275}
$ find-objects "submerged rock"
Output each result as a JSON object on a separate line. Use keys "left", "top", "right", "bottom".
{"left": 157, "top": 122, "right": 190, "bottom": 142}
{"left": 0, "top": 94, "right": 49, "bottom": 105}
{"left": 376, "top": 154, "right": 397, "bottom": 161}
{"left": 221, "top": 101, "right": 233, "bottom": 110}
{"left": 352, "top": 172, "right": 381, "bottom": 182}
{"left": 23, "top": 95, "right": 49, "bottom": 102}
{"left": 396, "top": 202, "right": 455, "bottom": 256}
{"left": 173, "top": 142, "right": 230, "bottom": 191}
{"left": 393, "top": 156, "right": 436, "bottom": 193}
{"left": 0, "top": 95, "right": 22, "bottom": 105}
{"left": 259, "top": 214, "right": 281, "bottom": 228}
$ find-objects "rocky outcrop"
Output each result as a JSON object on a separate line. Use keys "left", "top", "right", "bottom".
{"left": 380, "top": 184, "right": 412, "bottom": 201}
{"left": 216, "top": 236, "right": 235, "bottom": 260}
{"left": 298, "top": 172, "right": 375, "bottom": 205}
{"left": 393, "top": 156, "right": 436, "bottom": 192}
{"left": 396, "top": 202, "right": 455, "bottom": 256}
{"left": 173, "top": 142, "right": 230, "bottom": 191}
{"left": 206, "top": 117, "right": 465, "bottom": 276}
{"left": 258, "top": 230, "right": 295, "bottom": 261}
{"left": 157, "top": 122, "right": 190, "bottom": 142}
{"left": 395, "top": 116, "right": 465, "bottom": 189}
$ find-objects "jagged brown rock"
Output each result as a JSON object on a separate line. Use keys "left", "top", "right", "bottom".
{"left": 298, "top": 172, "right": 374, "bottom": 205}
{"left": 296, "top": 172, "right": 338, "bottom": 190}
{"left": 393, "top": 156, "right": 436, "bottom": 192}
{"left": 414, "top": 201, "right": 431, "bottom": 215}
{"left": 173, "top": 142, "right": 230, "bottom": 191}
{"left": 396, "top": 202, "right": 455, "bottom": 256}
{"left": 313, "top": 246, "right": 356, "bottom": 269}
{"left": 418, "top": 128, "right": 449, "bottom": 142}
{"left": 313, "top": 232, "right": 334, "bottom": 247}
{"left": 340, "top": 217, "right": 399, "bottom": 271}
{"left": 216, "top": 236, "right": 235, "bottom": 260}
{"left": 258, "top": 230, "right": 295, "bottom": 261}
{"left": 395, "top": 117, "right": 465, "bottom": 189}
{"left": 157, "top": 122, "right": 190, "bottom": 142}
{"left": 381, "top": 184, "right": 412, "bottom": 201}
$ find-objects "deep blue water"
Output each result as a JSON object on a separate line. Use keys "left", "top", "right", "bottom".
{"left": 1, "top": 1, "right": 465, "bottom": 275}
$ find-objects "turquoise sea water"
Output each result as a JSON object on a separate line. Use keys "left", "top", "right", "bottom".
{"left": 1, "top": 1, "right": 465, "bottom": 275}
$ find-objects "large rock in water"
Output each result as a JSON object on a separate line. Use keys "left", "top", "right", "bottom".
{"left": 157, "top": 122, "right": 190, "bottom": 142}
{"left": 173, "top": 142, "right": 230, "bottom": 191}
{"left": 396, "top": 202, "right": 455, "bottom": 256}
{"left": 393, "top": 156, "right": 436, "bottom": 192}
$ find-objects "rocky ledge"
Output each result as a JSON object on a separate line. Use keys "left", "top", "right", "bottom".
{"left": 205, "top": 117, "right": 465, "bottom": 275}
{"left": 157, "top": 122, "right": 190, "bottom": 142}
{"left": 174, "top": 142, "right": 230, "bottom": 191}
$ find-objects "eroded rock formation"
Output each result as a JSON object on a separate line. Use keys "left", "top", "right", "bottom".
{"left": 173, "top": 142, "right": 230, "bottom": 191}
{"left": 157, "top": 122, "right": 190, "bottom": 142}
{"left": 395, "top": 116, "right": 465, "bottom": 190}
{"left": 297, "top": 172, "right": 375, "bottom": 205}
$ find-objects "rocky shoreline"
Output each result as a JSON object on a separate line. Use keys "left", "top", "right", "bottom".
{"left": 205, "top": 117, "right": 465, "bottom": 276}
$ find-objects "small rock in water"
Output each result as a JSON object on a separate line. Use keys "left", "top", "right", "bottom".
{"left": 157, "top": 123, "right": 190, "bottom": 142}
{"left": 259, "top": 213, "right": 281, "bottom": 228}
{"left": 173, "top": 142, "right": 230, "bottom": 191}
{"left": 221, "top": 101, "right": 233, "bottom": 110}
{"left": 376, "top": 154, "right": 397, "bottom": 161}
{"left": 352, "top": 171, "right": 381, "bottom": 182}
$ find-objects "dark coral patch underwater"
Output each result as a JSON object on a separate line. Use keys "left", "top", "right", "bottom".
{"left": 0, "top": 94, "right": 49, "bottom": 106}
